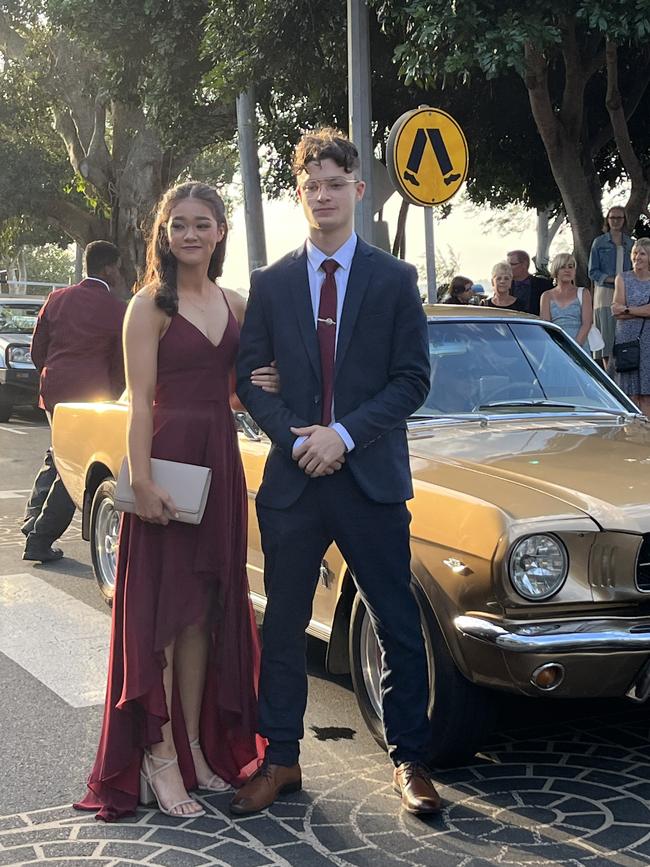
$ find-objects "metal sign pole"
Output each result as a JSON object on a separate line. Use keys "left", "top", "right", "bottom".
{"left": 347, "top": 0, "right": 374, "bottom": 242}
{"left": 424, "top": 206, "right": 436, "bottom": 303}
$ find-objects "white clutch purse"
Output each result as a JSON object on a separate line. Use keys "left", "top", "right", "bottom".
{"left": 115, "top": 457, "right": 212, "bottom": 525}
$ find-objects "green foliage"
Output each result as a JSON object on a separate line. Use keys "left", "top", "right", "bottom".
{"left": 47, "top": 0, "right": 235, "bottom": 150}
{"left": 201, "top": 0, "right": 559, "bottom": 212}
{"left": 21, "top": 244, "right": 75, "bottom": 283}
{"left": 373, "top": 1, "right": 650, "bottom": 85}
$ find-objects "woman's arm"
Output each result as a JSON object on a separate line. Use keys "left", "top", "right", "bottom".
{"left": 576, "top": 288, "right": 592, "bottom": 348}
{"left": 225, "top": 288, "right": 280, "bottom": 405}
{"left": 123, "top": 292, "right": 176, "bottom": 523}
{"left": 588, "top": 238, "right": 609, "bottom": 286}
{"left": 611, "top": 275, "right": 636, "bottom": 319}
{"left": 539, "top": 291, "right": 552, "bottom": 322}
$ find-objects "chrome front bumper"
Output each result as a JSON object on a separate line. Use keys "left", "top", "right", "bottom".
{"left": 454, "top": 614, "right": 650, "bottom": 653}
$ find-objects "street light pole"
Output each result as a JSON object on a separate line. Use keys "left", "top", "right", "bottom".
{"left": 347, "top": 0, "right": 374, "bottom": 243}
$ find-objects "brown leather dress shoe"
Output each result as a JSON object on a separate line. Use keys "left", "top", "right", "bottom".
{"left": 393, "top": 762, "right": 442, "bottom": 815}
{"left": 230, "top": 762, "right": 302, "bottom": 816}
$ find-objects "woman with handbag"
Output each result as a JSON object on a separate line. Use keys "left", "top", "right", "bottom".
{"left": 74, "top": 182, "right": 276, "bottom": 821}
{"left": 612, "top": 237, "right": 650, "bottom": 415}
{"left": 540, "top": 253, "right": 592, "bottom": 352}
{"left": 588, "top": 206, "right": 634, "bottom": 368}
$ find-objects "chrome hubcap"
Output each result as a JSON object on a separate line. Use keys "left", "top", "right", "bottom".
{"left": 360, "top": 614, "right": 383, "bottom": 719}
{"left": 359, "top": 606, "right": 435, "bottom": 719}
{"left": 95, "top": 497, "right": 119, "bottom": 591}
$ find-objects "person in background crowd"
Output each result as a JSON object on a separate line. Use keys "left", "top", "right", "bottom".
{"left": 22, "top": 241, "right": 127, "bottom": 563}
{"left": 589, "top": 206, "right": 634, "bottom": 369}
{"left": 470, "top": 283, "right": 486, "bottom": 305}
{"left": 506, "top": 250, "right": 553, "bottom": 315}
{"left": 612, "top": 237, "right": 650, "bottom": 414}
{"left": 443, "top": 275, "right": 474, "bottom": 304}
{"left": 482, "top": 262, "right": 527, "bottom": 311}
{"left": 540, "top": 253, "right": 591, "bottom": 351}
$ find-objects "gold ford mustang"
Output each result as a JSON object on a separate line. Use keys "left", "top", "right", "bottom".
{"left": 52, "top": 306, "right": 650, "bottom": 765}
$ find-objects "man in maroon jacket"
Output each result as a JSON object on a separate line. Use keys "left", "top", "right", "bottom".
{"left": 22, "top": 241, "right": 127, "bottom": 562}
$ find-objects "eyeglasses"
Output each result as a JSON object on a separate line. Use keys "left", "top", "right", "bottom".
{"left": 299, "top": 178, "right": 359, "bottom": 195}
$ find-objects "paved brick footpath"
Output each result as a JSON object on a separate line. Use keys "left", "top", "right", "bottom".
{"left": 4, "top": 705, "right": 650, "bottom": 867}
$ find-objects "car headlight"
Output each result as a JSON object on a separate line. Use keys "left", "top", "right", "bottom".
{"left": 6, "top": 346, "right": 32, "bottom": 365}
{"left": 509, "top": 534, "right": 568, "bottom": 600}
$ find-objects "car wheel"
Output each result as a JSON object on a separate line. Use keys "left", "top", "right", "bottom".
{"left": 349, "top": 589, "right": 497, "bottom": 767}
{"left": 90, "top": 479, "right": 120, "bottom": 606}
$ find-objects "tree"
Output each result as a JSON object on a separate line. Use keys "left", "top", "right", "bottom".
{"left": 372, "top": 0, "right": 650, "bottom": 275}
{"left": 0, "top": 1, "right": 237, "bottom": 284}
{"left": 201, "top": 1, "right": 570, "bottom": 260}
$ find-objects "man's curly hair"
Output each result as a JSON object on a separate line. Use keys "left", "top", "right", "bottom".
{"left": 292, "top": 127, "right": 360, "bottom": 177}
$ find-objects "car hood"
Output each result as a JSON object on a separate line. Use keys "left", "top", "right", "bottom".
{"left": 408, "top": 416, "right": 650, "bottom": 532}
{"left": 0, "top": 332, "right": 30, "bottom": 346}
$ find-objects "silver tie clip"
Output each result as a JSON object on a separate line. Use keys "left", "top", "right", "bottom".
{"left": 317, "top": 317, "right": 336, "bottom": 326}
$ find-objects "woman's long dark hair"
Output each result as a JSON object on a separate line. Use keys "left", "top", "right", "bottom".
{"left": 141, "top": 182, "right": 228, "bottom": 315}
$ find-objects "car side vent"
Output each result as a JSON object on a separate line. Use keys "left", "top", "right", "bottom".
{"left": 590, "top": 543, "right": 616, "bottom": 589}
{"left": 636, "top": 535, "right": 650, "bottom": 592}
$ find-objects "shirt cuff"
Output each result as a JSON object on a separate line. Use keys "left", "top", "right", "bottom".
{"left": 331, "top": 422, "right": 354, "bottom": 452}
{"left": 292, "top": 435, "right": 308, "bottom": 454}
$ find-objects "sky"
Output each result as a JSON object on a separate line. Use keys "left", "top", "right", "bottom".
{"left": 219, "top": 185, "right": 569, "bottom": 297}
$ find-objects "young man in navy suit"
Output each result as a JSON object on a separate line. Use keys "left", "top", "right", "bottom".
{"left": 235, "top": 129, "right": 440, "bottom": 816}
{"left": 22, "top": 241, "right": 126, "bottom": 562}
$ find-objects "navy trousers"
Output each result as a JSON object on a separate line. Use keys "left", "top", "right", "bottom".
{"left": 256, "top": 466, "right": 431, "bottom": 767}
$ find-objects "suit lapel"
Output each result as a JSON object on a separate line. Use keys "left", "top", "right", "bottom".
{"left": 288, "top": 246, "right": 321, "bottom": 380}
{"left": 335, "top": 239, "right": 373, "bottom": 378}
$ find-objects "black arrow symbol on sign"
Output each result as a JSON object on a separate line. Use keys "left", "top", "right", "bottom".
{"left": 403, "top": 128, "right": 461, "bottom": 188}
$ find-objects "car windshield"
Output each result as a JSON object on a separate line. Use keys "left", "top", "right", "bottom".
{"left": 0, "top": 303, "right": 40, "bottom": 334}
{"left": 415, "top": 320, "right": 631, "bottom": 418}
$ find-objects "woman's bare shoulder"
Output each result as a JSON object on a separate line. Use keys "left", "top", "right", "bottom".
{"left": 222, "top": 287, "right": 247, "bottom": 322}
{"left": 127, "top": 286, "right": 168, "bottom": 327}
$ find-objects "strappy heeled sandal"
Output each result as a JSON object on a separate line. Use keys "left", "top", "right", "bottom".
{"left": 140, "top": 749, "right": 206, "bottom": 816}
{"left": 189, "top": 738, "right": 231, "bottom": 792}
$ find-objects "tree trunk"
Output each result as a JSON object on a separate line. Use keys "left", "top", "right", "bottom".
{"left": 392, "top": 198, "right": 409, "bottom": 258}
{"left": 535, "top": 208, "right": 565, "bottom": 274}
{"left": 17, "top": 247, "right": 27, "bottom": 293}
{"left": 524, "top": 43, "right": 602, "bottom": 284}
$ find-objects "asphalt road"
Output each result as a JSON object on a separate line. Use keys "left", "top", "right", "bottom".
{"left": 4, "top": 410, "right": 650, "bottom": 866}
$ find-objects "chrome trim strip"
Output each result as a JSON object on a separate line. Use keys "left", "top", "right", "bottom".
{"left": 249, "top": 591, "right": 332, "bottom": 641}
{"left": 454, "top": 614, "right": 650, "bottom": 653}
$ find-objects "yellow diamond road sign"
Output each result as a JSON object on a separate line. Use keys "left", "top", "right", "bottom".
{"left": 387, "top": 107, "right": 469, "bottom": 206}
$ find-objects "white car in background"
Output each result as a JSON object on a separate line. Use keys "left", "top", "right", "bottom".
{"left": 0, "top": 296, "right": 43, "bottom": 422}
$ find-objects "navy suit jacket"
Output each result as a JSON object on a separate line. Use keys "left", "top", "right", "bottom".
{"left": 236, "top": 238, "right": 430, "bottom": 508}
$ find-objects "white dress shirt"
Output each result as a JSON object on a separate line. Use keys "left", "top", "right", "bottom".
{"left": 294, "top": 233, "right": 358, "bottom": 453}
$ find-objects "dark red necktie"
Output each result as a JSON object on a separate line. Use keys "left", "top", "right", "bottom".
{"left": 317, "top": 259, "right": 339, "bottom": 425}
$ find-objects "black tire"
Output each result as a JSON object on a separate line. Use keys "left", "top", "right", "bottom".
{"left": 0, "top": 402, "right": 12, "bottom": 423}
{"left": 349, "top": 589, "right": 498, "bottom": 767}
{"left": 90, "top": 478, "right": 119, "bottom": 606}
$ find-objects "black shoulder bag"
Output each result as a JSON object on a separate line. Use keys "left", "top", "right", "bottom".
{"left": 613, "top": 317, "right": 647, "bottom": 373}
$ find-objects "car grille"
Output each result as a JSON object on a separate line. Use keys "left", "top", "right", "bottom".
{"left": 636, "top": 535, "right": 650, "bottom": 591}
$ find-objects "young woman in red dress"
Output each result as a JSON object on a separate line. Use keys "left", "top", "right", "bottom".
{"left": 75, "top": 182, "right": 274, "bottom": 820}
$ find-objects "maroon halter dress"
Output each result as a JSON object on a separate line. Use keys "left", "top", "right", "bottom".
{"left": 75, "top": 303, "right": 265, "bottom": 821}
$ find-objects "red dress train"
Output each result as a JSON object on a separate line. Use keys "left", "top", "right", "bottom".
{"left": 75, "top": 306, "right": 265, "bottom": 821}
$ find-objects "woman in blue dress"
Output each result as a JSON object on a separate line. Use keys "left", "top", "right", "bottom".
{"left": 612, "top": 238, "right": 650, "bottom": 415}
{"left": 540, "top": 253, "right": 591, "bottom": 352}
